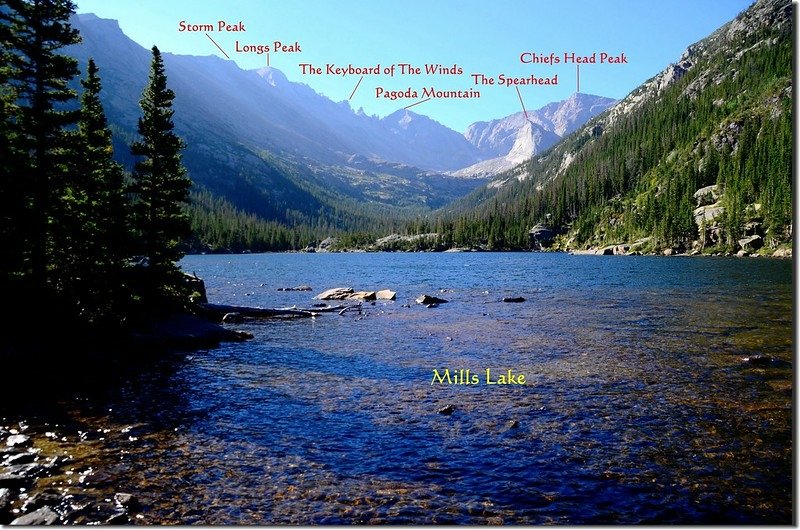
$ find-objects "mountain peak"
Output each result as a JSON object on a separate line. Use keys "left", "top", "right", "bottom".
{"left": 255, "top": 66, "right": 288, "bottom": 87}
{"left": 386, "top": 108, "right": 417, "bottom": 120}
{"left": 462, "top": 92, "right": 616, "bottom": 165}
{"left": 74, "top": 13, "right": 122, "bottom": 32}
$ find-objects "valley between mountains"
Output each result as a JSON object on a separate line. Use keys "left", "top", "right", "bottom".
{"left": 66, "top": 0, "right": 791, "bottom": 257}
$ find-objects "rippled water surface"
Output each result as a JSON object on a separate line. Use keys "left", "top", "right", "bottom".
{"left": 7, "top": 253, "right": 794, "bottom": 523}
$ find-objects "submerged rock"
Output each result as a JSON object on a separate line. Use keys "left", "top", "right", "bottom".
{"left": 0, "top": 487, "right": 10, "bottom": 514}
{"left": 114, "top": 493, "right": 139, "bottom": 511}
{"left": 0, "top": 473, "right": 29, "bottom": 488}
{"left": 740, "top": 355, "right": 791, "bottom": 369}
{"left": 20, "top": 490, "right": 62, "bottom": 514}
{"left": 104, "top": 512, "right": 129, "bottom": 525}
{"left": 5, "top": 463, "right": 43, "bottom": 478}
{"left": 2, "top": 452, "right": 35, "bottom": 466}
{"left": 278, "top": 285, "right": 312, "bottom": 291}
{"left": 5, "top": 434, "right": 30, "bottom": 448}
{"left": 10, "top": 506, "right": 59, "bottom": 525}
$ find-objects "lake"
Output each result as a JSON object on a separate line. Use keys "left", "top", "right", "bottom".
{"left": 3, "top": 252, "right": 793, "bottom": 523}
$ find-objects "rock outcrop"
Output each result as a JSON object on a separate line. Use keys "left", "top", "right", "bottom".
{"left": 737, "top": 235, "right": 763, "bottom": 252}
{"left": 416, "top": 295, "right": 449, "bottom": 305}
{"left": 316, "top": 287, "right": 397, "bottom": 301}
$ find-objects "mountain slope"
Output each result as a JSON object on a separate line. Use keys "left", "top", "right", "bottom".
{"left": 252, "top": 67, "right": 483, "bottom": 172}
{"left": 434, "top": 0, "right": 791, "bottom": 254}
{"left": 453, "top": 121, "right": 562, "bottom": 177}
{"left": 453, "top": 93, "right": 616, "bottom": 177}
{"left": 65, "top": 13, "right": 491, "bottom": 231}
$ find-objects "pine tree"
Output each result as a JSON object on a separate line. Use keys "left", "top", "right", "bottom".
{"left": 129, "top": 46, "right": 191, "bottom": 302}
{"left": 65, "top": 58, "right": 131, "bottom": 322}
{"left": 1, "top": 0, "right": 80, "bottom": 289}
{"left": 0, "top": 4, "right": 26, "bottom": 286}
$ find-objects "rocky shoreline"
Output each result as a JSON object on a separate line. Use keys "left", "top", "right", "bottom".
{"left": 568, "top": 242, "right": 792, "bottom": 258}
{"left": 294, "top": 244, "right": 793, "bottom": 258}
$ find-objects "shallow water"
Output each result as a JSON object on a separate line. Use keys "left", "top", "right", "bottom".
{"left": 3, "top": 253, "right": 793, "bottom": 523}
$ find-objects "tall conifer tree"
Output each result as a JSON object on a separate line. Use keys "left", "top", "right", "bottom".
{"left": 65, "top": 58, "right": 131, "bottom": 322}
{"left": 1, "top": 0, "right": 80, "bottom": 289}
{"left": 129, "top": 46, "right": 191, "bottom": 300}
{"left": 0, "top": 5, "right": 25, "bottom": 286}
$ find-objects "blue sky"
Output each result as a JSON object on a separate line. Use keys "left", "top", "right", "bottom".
{"left": 74, "top": 0, "right": 753, "bottom": 132}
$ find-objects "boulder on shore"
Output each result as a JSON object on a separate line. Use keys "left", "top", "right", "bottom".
{"left": 737, "top": 235, "right": 763, "bottom": 252}
{"left": 317, "top": 237, "right": 339, "bottom": 252}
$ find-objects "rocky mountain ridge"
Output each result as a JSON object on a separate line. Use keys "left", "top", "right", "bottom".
{"left": 434, "top": 0, "right": 791, "bottom": 257}
{"left": 453, "top": 93, "right": 616, "bottom": 177}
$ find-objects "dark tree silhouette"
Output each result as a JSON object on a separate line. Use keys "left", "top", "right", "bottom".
{"left": 129, "top": 46, "right": 191, "bottom": 302}
{"left": 0, "top": 0, "right": 80, "bottom": 287}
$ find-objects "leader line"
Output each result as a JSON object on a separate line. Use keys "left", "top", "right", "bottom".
{"left": 205, "top": 33, "right": 230, "bottom": 59}
{"left": 349, "top": 76, "right": 364, "bottom": 100}
{"left": 515, "top": 86, "right": 529, "bottom": 121}
{"left": 403, "top": 98, "right": 431, "bottom": 110}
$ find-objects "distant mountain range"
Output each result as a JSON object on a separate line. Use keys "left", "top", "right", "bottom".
{"left": 251, "top": 65, "right": 484, "bottom": 173}
{"left": 441, "top": 0, "right": 791, "bottom": 255}
{"left": 453, "top": 93, "right": 616, "bottom": 177}
{"left": 65, "top": 13, "right": 614, "bottom": 223}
